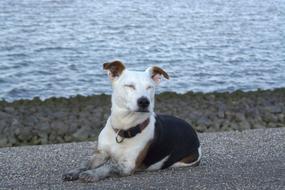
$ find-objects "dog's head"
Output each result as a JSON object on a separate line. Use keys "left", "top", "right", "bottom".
{"left": 103, "top": 60, "right": 169, "bottom": 114}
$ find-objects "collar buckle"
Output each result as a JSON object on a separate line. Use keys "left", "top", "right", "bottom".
{"left": 115, "top": 129, "right": 125, "bottom": 143}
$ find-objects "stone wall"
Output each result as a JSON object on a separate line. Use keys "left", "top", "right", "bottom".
{"left": 0, "top": 88, "right": 284, "bottom": 148}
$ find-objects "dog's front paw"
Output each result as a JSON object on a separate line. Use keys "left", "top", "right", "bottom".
{"left": 62, "top": 169, "right": 81, "bottom": 181}
{"left": 79, "top": 171, "right": 100, "bottom": 183}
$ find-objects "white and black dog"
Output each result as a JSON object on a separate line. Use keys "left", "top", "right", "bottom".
{"left": 63, "top": 60, "right": 201, "bottom": 182}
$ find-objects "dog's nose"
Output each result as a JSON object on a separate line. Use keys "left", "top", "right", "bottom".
{"left": 137, "top": 97, "right": 150, "bottom": 108}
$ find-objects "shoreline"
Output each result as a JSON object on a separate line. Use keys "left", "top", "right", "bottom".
{"left": 0, "top": 88, "right": 284, "bottom": 148}
{"left": 2, "top": 86, "right": 285, "bottom": 103}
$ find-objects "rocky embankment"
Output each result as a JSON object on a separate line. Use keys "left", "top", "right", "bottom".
{"left": 0, "top": 88, "right": 284, "bottom": 148}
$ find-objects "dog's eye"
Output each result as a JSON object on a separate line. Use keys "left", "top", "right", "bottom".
{"left": 124, "top": 84, "right": 136, "bottom": 90}
{"left": 146, "top": 85, "right": 154, "bottom": 90}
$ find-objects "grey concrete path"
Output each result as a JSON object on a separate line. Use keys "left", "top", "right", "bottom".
{"left": 1, "top": 128, "right": 285, "bottom": 190}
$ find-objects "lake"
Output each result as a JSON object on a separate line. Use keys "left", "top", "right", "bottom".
{"left": 0, "top": 0, "right": 285, "bottom": 101}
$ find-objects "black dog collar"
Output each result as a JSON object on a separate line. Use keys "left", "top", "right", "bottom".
{"left": 113, "top": 118, "right": 150, "bottom": 143}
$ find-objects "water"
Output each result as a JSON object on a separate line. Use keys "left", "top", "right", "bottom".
{"left": 0, "top": 0, "right": 285, "bottom": 101}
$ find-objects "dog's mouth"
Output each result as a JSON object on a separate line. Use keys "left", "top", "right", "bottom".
{"left": 135, "top": 108, "right": 150, "bottom": 113}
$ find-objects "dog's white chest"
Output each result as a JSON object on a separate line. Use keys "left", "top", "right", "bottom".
{"left": 97, "top": 119, "right": 155, "bottom": 164}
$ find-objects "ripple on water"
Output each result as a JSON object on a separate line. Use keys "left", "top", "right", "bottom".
{"left": 0, "top": 0, "right": 285, "bottom": 101}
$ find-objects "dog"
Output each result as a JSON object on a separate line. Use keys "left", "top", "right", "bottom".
{"left": 62, "top": 60, "right": 201, "bottom": 182}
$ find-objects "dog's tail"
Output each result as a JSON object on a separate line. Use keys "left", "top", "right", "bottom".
{"left": 188, "top": 146, "right": 202, "bottom": 167}
{"left": 171, "top": 146, "right": 202, "bottom": 168}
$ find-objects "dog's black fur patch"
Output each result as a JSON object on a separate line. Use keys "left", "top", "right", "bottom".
{"left": 142, "top": 114, "right": 200, "bottom": 169}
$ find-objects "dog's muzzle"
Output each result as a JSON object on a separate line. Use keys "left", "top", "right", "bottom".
{"left": 137, "top": 97, "right": 150, "bottom": 112}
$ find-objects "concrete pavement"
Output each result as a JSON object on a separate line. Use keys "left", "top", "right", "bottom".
{"left": 0, "top": 128, "right": 285, "bottom": 190}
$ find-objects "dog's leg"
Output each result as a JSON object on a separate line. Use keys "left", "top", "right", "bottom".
{"left": 79, "top": 161, "right": 115, "bottom": 183}
{"left": 79, "top": 159, "right": 135, "bottom": 182}
{"left": 62, "top": 150, "right": 109, "bottom": 181}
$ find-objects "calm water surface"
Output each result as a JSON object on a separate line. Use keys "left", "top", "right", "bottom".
{"left": 0, "top": 0, "right": 285, "bottom": 101}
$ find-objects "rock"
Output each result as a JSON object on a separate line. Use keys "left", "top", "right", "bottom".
{"left": 38, "top": 121, "right": 50, "bottom": 132}
{"left": 195, "top": 125, "right": 207, "bottom": 132}
{"left": 0, "top": 111, "right": 11, "bottom": 118}
{"left": 7, "top": 135, "right": 17, "bottom": 145}
{"left": 268, "top": 123, "right": 277, "bottom": 128}
{"left": 56, "top": 136, "right": 65, "bottom": 143}
{"left": 63, "top": 135, "right": 72, "bottom": 142}
{"left": 220, "top": 120, "right": 231, "bottom": 131}
{"left": 24, "top": 116, "right": 39, "bottom": 128}
{"left": 0, "top": 120, "right": 8, "bottom": 133}
{"left": 30, "top": 136, "right": 41, "bottom": 145}
{"left": 29, "top": 107, "right": 37, "bottom": 113}
{"left": 50, "top": 120, "right": 67, "bottom": 135}
{"left": 217, "top": 111, "right": 224, "bottom": 119}
{"left": 4, "top": 107, "right": 15, "bottom": 113}
{"left": 238, "top": 120, "right": 251, "bottom": 130}
{"left": 277, "top": 114, "right": 284, "bottom": 123}
{"left": 234, "top": 113, "right": 246, "bottom": 122}
{"left": 246, "top": 108, "right": 260, "bottom": 119}
{"left": 52, "top": 111, "right": 67, "bottom": 120}
{"left": 67, "top": 122, "right": 79, "bottom": 134}
{"left": 11, "top": 119, "right": 21, "bottom": 129}
{"left": 262, "top": 112, "right": 273, "bottom": 123}
{"left": 0, "top": 136, "right": 8, "bottom": 147}
{"left": 48, "top": 133, "right": 56, "bottom": 142}
{"left": 39, "top": 133, "right": 48, "bottom": 144}
{"left": 230, "top": 123, "right": 240, "bottom": 131}
{"left": 197, "top": 116, "right": 211, "bottom": 127}
{"left": 72, "top": 127, "right": 92, "bottom": 141}
{"left": 224, "top": 111, "right": 233, "bottom": 119}
{"left": 16, "top": 127, "right": 33, "bottom": 141}
{"left": 266, "top": 105, "right": 282, "bottom": 114}
{"left": 212, "top": 119, "right": 223, "bottom": 130}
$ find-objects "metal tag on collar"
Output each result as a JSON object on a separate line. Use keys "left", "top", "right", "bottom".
{"left": 115, "top": 129, "right": 124, "bottom": 143}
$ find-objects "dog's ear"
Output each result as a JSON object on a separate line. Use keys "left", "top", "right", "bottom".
{"left": 146, "top": 66, "right": 169, "bottom": 84}
{"left": 103, "top": 60, "right": 126, "bottom": 80}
